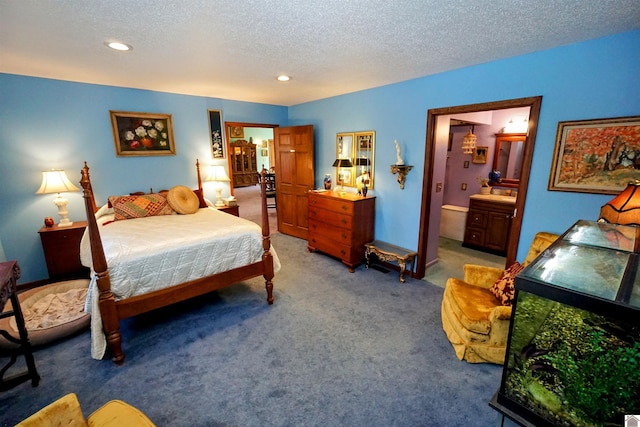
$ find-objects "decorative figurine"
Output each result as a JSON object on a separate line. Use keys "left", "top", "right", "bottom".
{"left": 44, "top": 216, "right": 55, "bottom": 228}
{"left": 394, "top": 140, "right": 404, "bottom": 166}
{"left": 323, "top": 174, "right": 332, "bottom": 190}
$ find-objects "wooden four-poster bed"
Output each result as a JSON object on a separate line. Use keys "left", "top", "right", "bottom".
{"left": 79, "top": 160, "right": 275, "bottom": 364}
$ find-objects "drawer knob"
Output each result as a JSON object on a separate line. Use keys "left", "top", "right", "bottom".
{"left": 341, "top": 205, "right": 347, "bottom": 211}
{"left": 341, "top": 233, "right": 347, "bottom": 239}
{"left": 341, "top": 219, "right": 347, "bottom": 225}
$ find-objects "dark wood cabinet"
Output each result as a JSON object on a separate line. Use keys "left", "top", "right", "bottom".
{"left": 230, "top": 139, "right": 259, "bottom": 187}
{"left": 307, "top": 191, "right": 375, "bottom": 272}
{"left": 38, "top": 221, "right": 89, "bottom": 281}
{"left": 463, "top": 198, "right": 514, "bottom": 255}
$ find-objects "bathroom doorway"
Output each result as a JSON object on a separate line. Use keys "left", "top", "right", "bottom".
{"left": 415, "top": 96, "right": 543, "bottom": 279}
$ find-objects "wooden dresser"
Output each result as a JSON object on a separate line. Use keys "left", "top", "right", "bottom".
{"left": 307, "top": 190, "right": 375, "bottom": 272}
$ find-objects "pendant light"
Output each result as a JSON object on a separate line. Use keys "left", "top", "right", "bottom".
{"left": 462, "top": 126, "right": 477, "bottom": 154}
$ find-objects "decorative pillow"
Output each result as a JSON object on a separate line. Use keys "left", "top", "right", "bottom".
{"left": 192, "top": 188, "right": 208, "bottom": 209}
{"left": 489, "top": 262, "right": 525, "bottom": 306}
{"left": 167, "top": 185, "right": 200, "bottom": 214}
{"left": 109, "top": 193, "right": 174, "bottom": 220}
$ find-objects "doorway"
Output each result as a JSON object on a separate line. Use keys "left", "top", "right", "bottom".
{"left": 415, "top": 96, "right": 543, "bottom": 279}
{"left": 224, "top": 122, "right": 278, "bottom": 229}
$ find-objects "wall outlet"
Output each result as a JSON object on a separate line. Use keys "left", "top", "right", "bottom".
{"left": 461, "top": 183, "right": 467, "bottom": 190}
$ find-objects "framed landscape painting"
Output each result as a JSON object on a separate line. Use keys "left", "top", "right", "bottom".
{"left": 548, "top": 116, "right": 640, "bottom": 194}
{"left": 110, "top": 111, "right": 176, "bottom": 156}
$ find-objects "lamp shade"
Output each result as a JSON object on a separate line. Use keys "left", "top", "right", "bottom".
{"left": 205, "top": 165, "right": 231, "bottom": 182}
{"left": 461, "top": 129, "right": 477, "bottom": 155}
{"left": 599, "top": 181, "right": 640, "bottom": 226}
{"left": 332, "top": 158, "right": 353, "bottom": 168}
{"left": 355, "top": 158, "right": 370, "bottom": 166}
{"left": 35, "top": 170, "right": 79, "bottom": 194}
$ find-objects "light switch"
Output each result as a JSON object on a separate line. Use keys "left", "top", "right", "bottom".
{"left": 461, "top": 183, "right": 467, "bottom": 190}
{"left": 436, "top": 182, "right": 443, "bottom": 192}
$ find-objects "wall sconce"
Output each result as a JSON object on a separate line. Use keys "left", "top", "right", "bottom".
{"left": 504, "top": 117, "right": 529, "bottom": 134}
{"left": 461, "top": 127, "right": 477, "bottom": 154}
{"left": 332, "top": 158, "right": 353, "bottom": 193}
{"left": 205, "top": 165, "right": 231, "bottom": 207}
{"left": 391, "top": 140, "right": 412, "bottom": 189}
{"left": 35, "top": 169, "right": 80, "bottom": 227}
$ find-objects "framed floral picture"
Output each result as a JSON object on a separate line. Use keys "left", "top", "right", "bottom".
{"left": 110, "top": 111, "right": 176, "bottom": 156}
{"left": 208, "top": 109, "right": 225, "bottom": 159}
{"left": 548, "top": 116, "right": 640, "bottom": 194}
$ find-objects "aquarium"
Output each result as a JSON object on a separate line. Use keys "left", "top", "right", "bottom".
{"left": 492, "top": 220, "right": 640, "bottom": 427}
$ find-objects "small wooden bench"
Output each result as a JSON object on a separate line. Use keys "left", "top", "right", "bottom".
{"left": 364, "top": 240, "right": 418, "bottom": 283}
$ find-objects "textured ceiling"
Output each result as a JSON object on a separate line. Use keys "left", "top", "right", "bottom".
{"left": 1, "top": 1, "right": 639, "bottom": 106}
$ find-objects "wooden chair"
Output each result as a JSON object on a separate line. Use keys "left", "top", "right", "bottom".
{"left": 262, "top": 171, "right": 276, "bottom": 208}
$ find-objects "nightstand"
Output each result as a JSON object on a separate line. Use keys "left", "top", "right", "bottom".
{"left": 216, "top": 205, "right": 239, "bottom": 216}
{"left": 38, "top": 221, "right": 89, "bottom": 281}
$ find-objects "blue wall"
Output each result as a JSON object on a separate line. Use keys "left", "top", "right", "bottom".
{"left": 290, "top": 29, "right": 640, "bottom": 260}
{"left": 0, "top": 77, "right": 287, "bottom": 282}
{"left": 1, "top": 29, "right": 639, "bottom": 283}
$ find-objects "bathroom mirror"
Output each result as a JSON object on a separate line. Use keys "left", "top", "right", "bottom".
{"left": 492, "top": 133, "right": 526, "bottom": 188}
{"left": 335, "top": 131, "right": 376, "bottom": 190}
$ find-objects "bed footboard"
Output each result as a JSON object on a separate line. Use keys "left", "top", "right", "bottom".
{"left": 80, "top": 162, "right": 274, "bottom": 365}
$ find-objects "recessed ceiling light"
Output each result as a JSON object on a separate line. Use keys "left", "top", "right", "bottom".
{"left": 277, "top": 75, "right": 291, "bottom": 82}
{"left": 106, "top": 41, "right": 133, "bottom": 51}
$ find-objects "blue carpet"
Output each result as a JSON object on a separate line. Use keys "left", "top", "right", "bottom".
{"left": 1, "top": 233, "right": 504, "bottom": 426}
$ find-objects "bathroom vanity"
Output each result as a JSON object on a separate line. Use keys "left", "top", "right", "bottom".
{"left": 463, "top": 194, "right": 516, "bottom": 255}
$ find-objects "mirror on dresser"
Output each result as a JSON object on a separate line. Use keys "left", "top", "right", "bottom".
{"left": 491, "top": 133, "right": 526, "bottom": 188}
{"left": 335, "top": 131, "right": 376, "bottom": 190}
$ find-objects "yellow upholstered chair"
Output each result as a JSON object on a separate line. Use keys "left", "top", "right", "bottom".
{"left": 441, "top": 231, "right": 559, "bottom": 364}
{"left": 16, "top": 392, "right": 156, "bottom": 427}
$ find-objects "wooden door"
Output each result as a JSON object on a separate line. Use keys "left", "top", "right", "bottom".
{"left": 275, "top": 125, "right": 314, "bottom": 239}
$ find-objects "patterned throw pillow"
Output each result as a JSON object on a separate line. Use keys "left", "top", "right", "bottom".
{"left": 109, "top": 193, "right": 174, "bottom": 221}
{"left": 489, "top": 262, "right": 525, "bottom": 306}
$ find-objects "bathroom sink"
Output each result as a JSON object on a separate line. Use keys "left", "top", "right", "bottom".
{"left": 470, "top": 193, "right": 516, "bottom": 204}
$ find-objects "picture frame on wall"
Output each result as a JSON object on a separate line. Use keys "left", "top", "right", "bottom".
{"left": 208, "top": 109, "right": 225, "bottom": 159}
{"left": 229, "top": 125, "right": 244, "bottom": 138}
{"left": 548, "top": 116, "right": 640, "bottom": 194}
{"left": 110, "top": 111, "right": 176, "bottom": 156}
{"left": 472, "top": 146, "right": 488, "bottom": 164}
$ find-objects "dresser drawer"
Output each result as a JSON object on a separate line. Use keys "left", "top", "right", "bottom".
{"left": 308, "top": 233, "right": 351, "bottom": 260}
{"left": 309, "top": 219, "right": 353, "bottom": 244}
{"left": 308, "top": 195, "right": 354, "bottom": 216}
{"left": 308, "top": 207, "right": 353, "bottom": 229}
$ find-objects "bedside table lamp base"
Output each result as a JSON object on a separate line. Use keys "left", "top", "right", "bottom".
{"left": 53, "top": 194, "right": 73, "bottom": 227}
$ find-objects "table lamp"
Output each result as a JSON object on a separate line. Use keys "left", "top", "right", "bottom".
{"left": 599, "top": 180, "right": 640, "bottom": 226}
{"left": 332, "top": 158, "right": 353, "bottom": 193}
{"left": 36, "top": 169, "right": 80, "bottom": 227}
{"left": 205, "top": 165, "right": 231, "bottom": 207}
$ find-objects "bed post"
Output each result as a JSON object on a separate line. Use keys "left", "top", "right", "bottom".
{"left": 196, "top": 159, "right": 203, "bottom": 193}
{"left": 260, "top": 169, "right": 274, "bottom": 304}
{"left": 80, "top": 162, "right": 125, "bottom": 365}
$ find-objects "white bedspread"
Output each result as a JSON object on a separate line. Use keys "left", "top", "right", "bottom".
{"left": 80, "top": 206, "right": 280, "bottom": 359}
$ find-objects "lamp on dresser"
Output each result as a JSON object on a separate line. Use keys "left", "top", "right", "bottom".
{"left": 35, "top": 169, "right": 80, "bottom": 227}
{"left": 205, "top": 165, "right": 231, "bottom": 207}
{"left": 332, "top": 158, "right": 353, "bottom": 193}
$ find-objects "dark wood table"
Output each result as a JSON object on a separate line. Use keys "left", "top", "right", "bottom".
{"left": 0, "top": 261, "right": 40, "bottom": 391}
